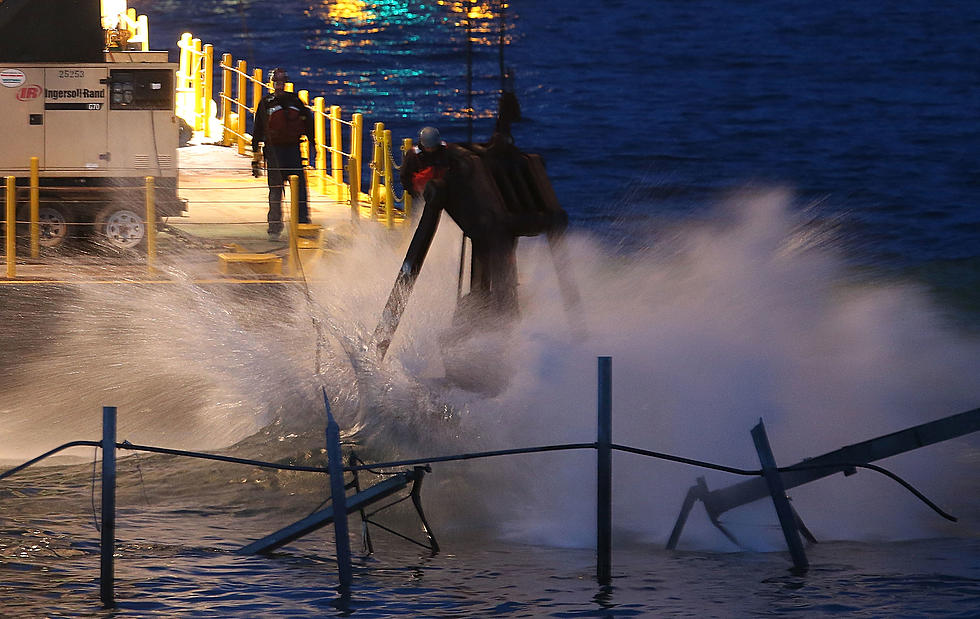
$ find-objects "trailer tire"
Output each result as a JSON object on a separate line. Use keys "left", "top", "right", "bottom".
{"left": 35, "top": 206, "right": 73, "bottom": 248}
{"left": 95, "top": 205, "right": 147, "bottom": 252}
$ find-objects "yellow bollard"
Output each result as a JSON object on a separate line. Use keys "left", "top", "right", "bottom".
{"left": 348, "top": 157, "right": 359, "bottom": 225}
{"left": 29, "top": 156, "right": 39, "bottom": 258}
{"left": 236, "top": 61, "right": 248, "bottom": 155}
{"left": 383, "top": 130, "right": 396, "bottom": 228}
{"left": 252, "top": 68, "right": 264, "bottom": 101}
{"left": 202, "top": 44, "right": 214, "bottom": 138}
{"left": 137, "top": 15, "right": 148, "bottom": 51}
{"left": 192, "top": 38, "right": 203, "bottom": 131}
{"left": 402, "top": 138, "right": 413, "bottom": 218}
{"left": 145, "top": 176, "right": 156, "bottom": 274}
{"left": 369, "top": 122, "right": 383, "bottom": 220}
{"left": 298, "top": 90, "right": 309, "bottom": 168}
{"left": 287, "top": 175, "right": 301, "bottom": 276}
{"left": 177, "top": 33, "right": 192, "bottom": 118}
{"left": 330, "top": 105, "right": 343, "bottom": 201}
{"left": 352, "top": 112, "right": 363, "bottom": 197}
{"left": 313, "top": 97, "right": 326, "bottom": 194}
{"left": 5, "top": 176, "right": 15, "bottom": 278}
{"left": 220, "top": 53, "right": 232, "bottom": 146}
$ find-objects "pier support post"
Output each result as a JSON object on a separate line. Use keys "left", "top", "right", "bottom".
{"left": 751, "top": 419, "right": 808, "bottom": 572}
{"left": 596, "top": 356, "right": 612, "bottom": 585}
{"left": 323, "top": 390, "right": 353, "bottom": 601}
{"left": 100, "top": 406, "right": 117, "bottom": 608}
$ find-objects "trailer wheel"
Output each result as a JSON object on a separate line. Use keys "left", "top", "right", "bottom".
{"left": 36, "top": 206, "right": 71, "bottom": 248}
{"left": 96, "top": 205, "right": 146, "bottom": 251}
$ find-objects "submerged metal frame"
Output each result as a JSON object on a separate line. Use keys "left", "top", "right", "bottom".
{"left": 666, "top": 406, "right": 980, "bottom": 552}
{"left": 238, "top": 465, "right": 438, "bottom": 556}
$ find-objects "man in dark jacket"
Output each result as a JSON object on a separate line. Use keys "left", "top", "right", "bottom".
{"left": 400, "top": 126, "right": 451, "bottom": 200}
{"left": 251, "top": 68, "right": 316, "bottom": 240}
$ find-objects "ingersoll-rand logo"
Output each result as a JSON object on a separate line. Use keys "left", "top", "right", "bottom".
{"left": 15, "top": 84, "right": 41, "bottom": 101}
{"left": 45, "top": 88, "right": 106, "bottom": 101}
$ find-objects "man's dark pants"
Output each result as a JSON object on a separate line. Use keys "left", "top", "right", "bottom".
{"left": 265, "top": 144, "right": 310, "bottom": 235}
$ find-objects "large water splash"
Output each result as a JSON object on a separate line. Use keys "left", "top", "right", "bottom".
{"left": 327, "top": 188, "right": 980, "bottom": 549}
{"left": 1, "top": 188, "right": 976, "bottom": 550}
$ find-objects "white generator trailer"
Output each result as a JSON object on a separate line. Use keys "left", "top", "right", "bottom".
{"left": 0, "top": 1, "right": 183, "bottom": 251}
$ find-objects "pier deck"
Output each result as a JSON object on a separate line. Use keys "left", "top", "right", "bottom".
{"left": 2, "top": 142, "right": 395, "bottom": 284}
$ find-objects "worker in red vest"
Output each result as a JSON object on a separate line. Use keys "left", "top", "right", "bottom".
{"left": 400, "top": 126, "right": 450, "bottom": 200}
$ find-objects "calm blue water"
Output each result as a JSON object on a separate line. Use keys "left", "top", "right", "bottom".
{"left": 2, "top": 1, "right": 978, "bottom": 615}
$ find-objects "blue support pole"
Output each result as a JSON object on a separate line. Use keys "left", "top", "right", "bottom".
{"left": 751, "top": 419, "right": 809, "bottom": 572}
{"left": 323, "top": 389, "right": 353, "bottom": 600}
{"left": 100, "top": 406, "right": 117, "bottom": 608}
{"left": 596, "top": 356, "right": 612, "bottom": 585}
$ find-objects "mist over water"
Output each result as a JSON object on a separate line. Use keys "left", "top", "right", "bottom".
{"left": 2, "top": 190, "right": 977, "bottom": 554}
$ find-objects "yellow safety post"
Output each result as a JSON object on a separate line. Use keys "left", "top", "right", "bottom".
{"left": 352, "top": 112, "right": 363, "bottom": 196}
{"left": 29, "top": 156, "right": 39, "bottom": 258}
{"left": 383, "top": 130, "right": 395, "bottom": 228}
{"left": 313, "top": 97, "right": 326, "bottom": 194}
{"left": 202, "top": 44, "right": 214, "bottom": 138}
{"left": 298, "top": 90, "right": 309, "bottom": 169}
{"left": 402, "top": 138, "right": 413, "bottom": 218}
{"left": 177, "top": 33, "right": 192, "bottom": 118}
{"left": 145, "top": 176, "right": 156, "bottom": 274}
{"left": 220, "top": 53, "right": 233, "bottom": 146}
{"left": 287, "top": 175, "right": 301, "bottom": 276}
{"left": 330, "top": 105, "right": 343, "bottom": 201}
{"left": 137, "top": 14, "right": 148, "bottom": 51}
{"left": 5, "top": 176, "right": 15, "bottom": 278}
{"left": 236, "top": 61, "right": 248, "bottom": 155}
{"left": 253, "top": 68, "right": 264, "bottom": 100}
{"left": 192, "top": 38, "right": 203, "bottom": 131}
{"left": 369, "top": 122, "right": 383, "bottom": 220}
{"left": 347, "top": 157, "right": 359, "bottom": 225}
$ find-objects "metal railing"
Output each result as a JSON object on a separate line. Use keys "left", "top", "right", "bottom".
{"left": 181, "top": 31, "right": 411, "bottom": 228}
{"left": 0, "top": 165, "right": 313, "bottom": 280}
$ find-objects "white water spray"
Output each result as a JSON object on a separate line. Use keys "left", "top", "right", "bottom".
{"left": 1, "top": 188, "right": 976, "bottom": 549}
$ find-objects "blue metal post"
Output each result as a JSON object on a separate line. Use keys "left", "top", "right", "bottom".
{"left": 323, "top": 389, "right": 353, "bottom": 599}
{"left": 751, "top": 419, "right": 809, "bottom": 572}
{"left": 597, "top": 356, "right": 612, "bottom": 585}
{"left": 100, "top": 406, "right": 117, "bottom": 608}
